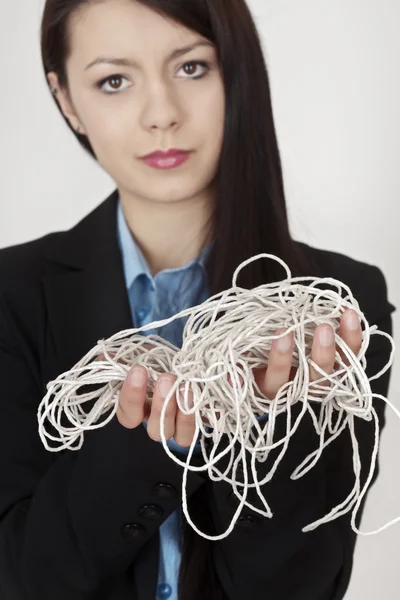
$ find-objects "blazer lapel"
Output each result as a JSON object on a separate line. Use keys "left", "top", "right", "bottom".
{"left": 41, "top": 189, "right": 133, "bottom": 372}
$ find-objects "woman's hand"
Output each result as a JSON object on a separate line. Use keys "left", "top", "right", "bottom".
{"left": 117, "top": 365, "right": 196, "bottom": 447}
{"left": 252, "top": 308, "right": 363, "bottom": 399}
{"left": 117, "top": 308, "right": 363, "bottom": 446}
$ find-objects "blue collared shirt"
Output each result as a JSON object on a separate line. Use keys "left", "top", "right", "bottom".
{"left": 116, "top": 199, "right": 211, "bottom": 600}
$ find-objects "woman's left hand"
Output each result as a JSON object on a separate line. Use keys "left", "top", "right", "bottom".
{"left": 253, "top": 308, "right": 363, "bottom": 399}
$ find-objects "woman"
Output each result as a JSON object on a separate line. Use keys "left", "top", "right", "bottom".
{"left": 0, "top": 1, "right": 395, "bottom": 599}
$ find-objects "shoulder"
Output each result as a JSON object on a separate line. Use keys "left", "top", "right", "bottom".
{"left": 296, "top": 241, "right": 396, "bottom": 321}
{"left": 0, "top": 234, "right": 69, "bottom": 348}
{"left": 0, "top": 232, "right": 62, "bottom": 285}
{"left": 0, "top": 190, "right": 119, "bottom": 296}
{"left": 298, "top": 240, "right": 373, "bottom": 276}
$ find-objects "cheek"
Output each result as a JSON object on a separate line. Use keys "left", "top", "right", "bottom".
{"left": 205, "top": 103, "right": 225, "bottom": 160}
{"left": 187, "top": 78, "right": 225, "bottom": 129}
{"left": 83, "top": 112, "right": 129, "bottom": 165}
{"left": 86, "top": 113, "right": 125, "bottom": 144}
{"left": 204, "top": 86, "right": 225, "bottom": 145}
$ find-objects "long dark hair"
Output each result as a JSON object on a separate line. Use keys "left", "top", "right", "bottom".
{"left": 40, "top": 1, "right": 316, "bottom": 599}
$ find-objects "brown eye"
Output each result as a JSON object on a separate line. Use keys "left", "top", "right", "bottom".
{"left": 183, "top": 64, "right": 198, "bottom": 76}
{"left": 179, "top": 61, "right": 210, "bottom": 79}
{"left": 97, "top": 74, "right": 129, "bottom": 94}
{"left": 108, "top": 76, "right": 123, "bottom": 89}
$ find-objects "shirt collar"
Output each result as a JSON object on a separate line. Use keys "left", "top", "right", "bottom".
{"left": 116, "top": 197, "right": 213, "bottom": 290}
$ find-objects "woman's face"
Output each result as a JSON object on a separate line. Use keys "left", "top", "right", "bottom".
{"left": 50, "top": 0, "right": 226, "bottom": 206}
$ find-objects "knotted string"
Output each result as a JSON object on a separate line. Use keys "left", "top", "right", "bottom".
{"left": 37, "top": 253, "right": 397, "bottom": 540}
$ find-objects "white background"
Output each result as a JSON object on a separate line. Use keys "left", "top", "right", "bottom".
{"left": 0, "top": 1, "right": 399, "bottom": 597}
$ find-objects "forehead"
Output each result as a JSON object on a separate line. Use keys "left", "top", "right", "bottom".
{"left": 68, "top": 0, "right": 202, "bottom": 63}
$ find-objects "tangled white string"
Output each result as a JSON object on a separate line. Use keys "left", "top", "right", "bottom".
{"left": 37, "top": 254, "right": 397, "bottom": 541}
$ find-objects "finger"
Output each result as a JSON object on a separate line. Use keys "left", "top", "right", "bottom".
{"left": 309, "top": 324, "right": 335, "bottom": 384}
{"left": 338, "top": 309, "right": 363, "bottom": 366}
{"left": 262, "top": 328, "right": 294, "bottom": 399}
{"left": 117, "top": 365, "right": 148, "bottom": 429}
{"left": 174, "top": 385, "right": 197, "bottom": 447}
{"left": 95, "top": 351, "right": 115, "bottom": 362}
{"left": 147, "top": 375, "right": 177, "bottom": 442}
{"left": 137, "top": 341, "right": 157, "bottom": 354}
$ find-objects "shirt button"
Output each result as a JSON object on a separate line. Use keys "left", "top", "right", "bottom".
{"left": 137, "top": 307, "right": 148, "bottom": 320}
{"left": 157, "top": 583, "right": 172, "bottom": 599}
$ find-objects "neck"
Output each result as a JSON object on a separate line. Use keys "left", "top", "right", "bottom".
{"left": 119, "top": 187, "right": 214, "bottom": 276}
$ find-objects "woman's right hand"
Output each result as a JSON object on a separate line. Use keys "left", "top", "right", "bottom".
{"left": 117, "top": 364, "right": 197, "bottom": 448}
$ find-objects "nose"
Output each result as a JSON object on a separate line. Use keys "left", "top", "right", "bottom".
{"left": 140, "top": 83, "right": 182, "bottom": 132}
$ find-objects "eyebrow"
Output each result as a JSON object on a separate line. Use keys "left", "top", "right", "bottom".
{"left": 85, "top": 41, "right": 214, "bottom": 71}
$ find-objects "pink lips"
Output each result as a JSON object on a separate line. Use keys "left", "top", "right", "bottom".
{"left": 140, "top": 149, "right": 192, "bottom": 170}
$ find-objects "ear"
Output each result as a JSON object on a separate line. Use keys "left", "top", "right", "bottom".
{"left": 47, "top": 71, "right": 87, "bottom": 136}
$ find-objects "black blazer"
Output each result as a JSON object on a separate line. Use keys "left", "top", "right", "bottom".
{"left": 0, "top": 190, "right": 396, "bottom": 600}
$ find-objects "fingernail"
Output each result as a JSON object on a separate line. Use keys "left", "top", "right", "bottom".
{"left": 319, "top": 325, "right": 335, "bottom": 347}
{"left": 130, "top": 366, "right": 147, "bottom": 387}
{"left": 276, "top": 332, "right": 292, "bottom": 352}
{"left": 345, "top": 310, "right": 360, "bottom": 331}
{"left": 159, "top": 377, "right": 174, "bottom": 397}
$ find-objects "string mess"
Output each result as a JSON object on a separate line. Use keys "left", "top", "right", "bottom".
{"left": 37, "top": 254, "right": 397, "bottom": 540}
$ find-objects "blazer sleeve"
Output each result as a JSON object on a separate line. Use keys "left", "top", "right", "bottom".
{"left": 0, "top": 291, "right": 206, "bottom": 599}
{"left": 205, "top": 264, "right": 396, "bottom": 600}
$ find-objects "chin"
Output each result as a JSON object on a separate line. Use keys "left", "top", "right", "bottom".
{"left": 150, "top": 183, "right": 205, "bottom": 205}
